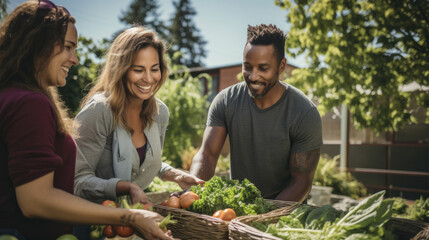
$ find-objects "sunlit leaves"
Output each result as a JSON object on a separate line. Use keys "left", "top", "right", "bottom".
{"left": 276, "top": 0, "right": 429, "bottom": 132}
{"left": 59, "top": 36, "right": 109, "bottom": 116}
{"left": 157, "top": 58, "right": 210, "bottom": 167}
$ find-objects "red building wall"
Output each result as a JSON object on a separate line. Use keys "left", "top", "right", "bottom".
{"left": 219, "top": 65, "right": 242, "bottom": 91}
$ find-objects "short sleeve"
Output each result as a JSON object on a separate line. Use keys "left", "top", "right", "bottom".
{"left": 5, "top": 93, "right": 62, "bottom": 186}
{"left": 290, "top": 107, "right": 323, "bottom": 153}
{"left": 206, "top": 90, "right": 227, "bottom": 127}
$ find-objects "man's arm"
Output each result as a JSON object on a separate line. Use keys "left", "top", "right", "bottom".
{"left": 275, "top": 148, "right": 320, "bottom": 202}
{"left": 190, "top": 126, "right": 227, "bottom": 180}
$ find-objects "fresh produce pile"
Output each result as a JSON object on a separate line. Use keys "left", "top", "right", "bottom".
{"left": 163, "top": 191, "right": 200, "bottom": 209}
{"left": 89, "top": 199, "right": 176, "bottom": 239}
{"left": 212, "top": 208, "right": 237, "bottom": 221}
{"left": 250, "top": 191, "right": 397, "bottom": 239}
{"left": 186, "top": 176, "right": 275, "bottom": 217}
{"left": 390, "top": 196, "right": 429, "bottom": 222}
{"left": 161, "top": 189, "right": 239, "bottom": 221}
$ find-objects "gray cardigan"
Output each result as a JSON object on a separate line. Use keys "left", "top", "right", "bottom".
{"left": 74, "top": 93, "right": 172, "bottom": 203}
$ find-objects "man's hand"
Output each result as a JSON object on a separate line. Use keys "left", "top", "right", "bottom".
{"left": 174, "top": 171, "right": 205, "bottom": 190}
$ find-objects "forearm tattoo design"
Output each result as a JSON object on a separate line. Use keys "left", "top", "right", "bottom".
{"left": 291, "top": 149, "right": 320, "bottom": 174}
{"left": 120, "top": 213, "right": 136, "bottom": 225}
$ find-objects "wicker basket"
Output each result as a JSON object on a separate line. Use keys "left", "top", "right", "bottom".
{"left": 153, "top": 199, "right": 299, "bottom": 240}
{"left": 389, "top": 218, "right": 429, "bottom": 240}
{"left": 229, "top": 204, "right": 302, "bottom": 240}
{"left": 229, "top": 207, "right": 429, "bottom": 240}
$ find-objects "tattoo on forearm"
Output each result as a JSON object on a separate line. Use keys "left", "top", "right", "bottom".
{"left": 120, "top": 214, "right": 136, "bottom": 225}
{"left": 291, "top": 149, "right": 320, "bottom": 174}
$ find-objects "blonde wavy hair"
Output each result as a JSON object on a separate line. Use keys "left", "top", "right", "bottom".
{"left": 81, "top": 26, "right": 168, "bottom": 131}
{"left": 0, "top": 1, "right": 76, "bottom": 135}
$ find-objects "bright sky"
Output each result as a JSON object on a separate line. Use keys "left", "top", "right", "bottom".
{"left": 8, "top": 0, "right": 307, "bottom": 68}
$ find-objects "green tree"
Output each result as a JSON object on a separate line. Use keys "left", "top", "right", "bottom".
{"left": 119, "top": 0, "right": 207, "bottom": 67}
{"left": 0, "top": 0, "right": 8, "bottom": 22}
{"left": 157, "top": 61, "right": 211, "bottom": 167}
{"left": 276, "top": 0, "right": 429, "bottom": 132}
{"left": 119, "top": 0, "right": 168, "bottom": 40}
{"left": 168, "top": 0, "right": 207, "bottom": 67}
{"left": 59, "top": 36, "right": 108, "bottom": 116}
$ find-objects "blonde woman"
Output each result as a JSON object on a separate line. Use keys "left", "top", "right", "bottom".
{"left": 74, "top": 26, "right": 203, "bottom": 207}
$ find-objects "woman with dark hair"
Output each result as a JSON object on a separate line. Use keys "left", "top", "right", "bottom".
{"left": 0, "top": 1, "right": 174, "bottom": 239}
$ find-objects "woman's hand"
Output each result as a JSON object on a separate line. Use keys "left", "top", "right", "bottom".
{"left": 162, "top": 168, "right": 205, "bottom": 190}
{"left": 131, "top": 209, "right": 175, "bottom": 240}
{"left": 129, "top": 183, "right": 150, "bottom": 205}
{"left": 116, "top": 181, "right": 151, "bottom": 205}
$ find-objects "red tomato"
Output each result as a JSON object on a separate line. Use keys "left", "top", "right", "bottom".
{"left": 113, "top": 225, "right": 134, "bottom": 237}
{"left": 212, "top": 210, "right": 225, "bottom": 219}
{"left": 160, "top": 200, "right": 168, "bottom": 206}
{"left": 179, "top": 191, "right": 199, "bottom": 209}
{"left": 101, "top": 200, "right": 117, "bottom": 208}
{"left": 143, "top": 203, "right": 153, "bottom": 211}
{"left": 103, "top": 225, "right": 116, "bottom": 238}
{"left": 221, "top": 208, "right": 237, "bottom": 221}
{"left": 166, "top": 196, "right": 181, "bottom": 208}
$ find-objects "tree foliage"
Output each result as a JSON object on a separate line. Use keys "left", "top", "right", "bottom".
{"left": 0, "top": 0, "right": 7, "bottom": 22}
{"left": 119, "top": 0, "right": 207, "bottom": 67}
{"left": 168, "top": 0, "right": 207, "bottom": 67}
{"left": 157, "top": 61, "right": 211, "bottom": 167}
{"left": 276, "top": 0, "right": 429, "bottom": 132}
{"left": 58, "top": 36, "right": 109, "bottom": 116}
{"left": 119, "top": 0, "right": 168, "bottom": 40}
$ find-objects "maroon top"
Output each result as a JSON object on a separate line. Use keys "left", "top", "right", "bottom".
{"left": 0, "top": 87, "right": 77, "bottom": 240}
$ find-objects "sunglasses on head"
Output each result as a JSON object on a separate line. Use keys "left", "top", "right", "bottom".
{"left": 38, "top": 0, "right": 70, "bottom": 16}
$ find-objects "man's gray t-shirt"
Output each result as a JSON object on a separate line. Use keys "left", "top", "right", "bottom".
{"left": 207, "top": 81, "right": 323, "bottom": 198}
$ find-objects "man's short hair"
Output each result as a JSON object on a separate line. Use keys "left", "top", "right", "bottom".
{"left": 246, "top": 24, "right": 286, "bottom": 63}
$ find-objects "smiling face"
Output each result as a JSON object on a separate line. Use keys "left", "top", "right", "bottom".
{"left": 125, "top": 46, "right": 161, "bottom": 103}
{"left": 242, "top": 43, "right": 285, "bottom": 99}
{"left": 42, "top": 22, "right": 78, "bottom": 87}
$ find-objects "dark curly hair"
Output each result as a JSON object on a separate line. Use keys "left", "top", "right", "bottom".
{"left": 0, "top": 0, "right": 76, "bottom": 135}
{"left": 246, "top": 24, "right": 286, "bottom": 63}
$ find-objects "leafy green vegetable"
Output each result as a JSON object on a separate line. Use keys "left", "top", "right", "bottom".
{"left": 256, "top": 191, "right": 395, "bottom": 240}
{"left": 158, "top": 214, "right": 177, "bottom": 232}
{"left": 250, "top": 221, "right": 270, "bottom": 232}
{"left": 344, "top": 233, "right": 381, "bottom": 240}
{"left": 388, "top": 196, "right": 429, "bottom": 223}
{"left": 305, "top": 205, "right": 342, "bottom": 229}
{"left": 289, "top": 205, "right": 313, "bottom": 223}
{"left": 409, "top": 196, "right": 429, "bottom": 222}
{"left": 327, "top": 191, "right": 392, "bottom": 236}
{"left": 389, "top": 197, "right": 408, "bottom": 216}
{"left": 188, "top": 176, "right": 274, "bottom": 216}
{"left": 145, "top": 177, "right": 182, "bottom": 193}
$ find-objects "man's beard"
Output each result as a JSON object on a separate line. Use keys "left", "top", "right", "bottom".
{"left": 247, "top": 79, "right": 277, "bottom": 99}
